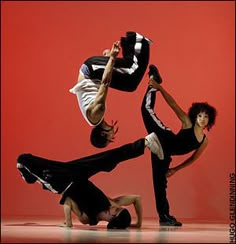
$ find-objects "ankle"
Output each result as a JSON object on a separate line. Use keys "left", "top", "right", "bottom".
{"left": 149, "top": 80, "right": 159, "bottom": 90}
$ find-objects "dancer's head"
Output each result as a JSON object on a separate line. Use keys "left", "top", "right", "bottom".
{"left": 103, "top": 49, "right": 111, "bottom": 56}
{"left": 188, "top": 102, "right": 217, "bottom": 131}
{"left": 107, "top": 208, "right": 131, "bottom": 229}
{"left": 90, "top": 120, "right": 118, "bottom": 148}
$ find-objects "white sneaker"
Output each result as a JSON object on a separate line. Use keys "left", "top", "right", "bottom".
{"left": 145, "top": 132, "right": 164, "bottom": 160}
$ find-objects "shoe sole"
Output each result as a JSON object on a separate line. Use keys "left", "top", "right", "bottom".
{"left": 149, "top": 65, "right": 162, "bottom": 84}
{"left": 160, "top": 222, "right": 183, "bottom": 226}
{"left": 148, "top": 133, "right": 164, "bottom": 160}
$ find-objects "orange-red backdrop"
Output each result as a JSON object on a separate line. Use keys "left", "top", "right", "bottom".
{"left": 1, "top": 1, "right": 235, "bottom": 222}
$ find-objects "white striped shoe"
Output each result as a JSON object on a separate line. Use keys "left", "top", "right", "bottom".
{"left": 145, "top": 132, "right": 164, "bottom": 160}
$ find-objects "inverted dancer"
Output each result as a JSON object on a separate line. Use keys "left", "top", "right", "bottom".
{"left": 141, "top": 64, "right": 217, "bottom": 226}
{"left": 69, "top": 31, "right": 151, "bottom": 148}
{"left": 17, "top": 132, "right": 160, "bottom": 229}
{"left": 60, "top": 193, "right": 143, "bottom": 229}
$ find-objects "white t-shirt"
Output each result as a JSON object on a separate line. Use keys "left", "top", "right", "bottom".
{"left": 69, "top": 78, "right": 104, "bottom": 126}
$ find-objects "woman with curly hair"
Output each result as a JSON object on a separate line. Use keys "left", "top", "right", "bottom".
{"left": 141, "top": 64, "right": 217, "bottom": 227}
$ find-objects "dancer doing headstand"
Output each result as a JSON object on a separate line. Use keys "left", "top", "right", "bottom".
{"left": 17, "top": 132, "right": 160, "bottom": 229}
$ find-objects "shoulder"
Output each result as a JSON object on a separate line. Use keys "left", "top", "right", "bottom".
{"left": 180, "top": 114, "right": 192, "bottom": 129}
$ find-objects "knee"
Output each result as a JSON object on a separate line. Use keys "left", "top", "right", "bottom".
{"left": 127, "top": 86, "right": 137, "bottom": 92}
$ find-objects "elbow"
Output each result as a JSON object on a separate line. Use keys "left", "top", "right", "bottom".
{"left": 187, "top": 156, "right": 195, "bottom": 165}
{"left": 96, "top": 103, "right": 105, "bottom": 112}
{"left": 134, "top": 195, "right": 142, "bottom": 203}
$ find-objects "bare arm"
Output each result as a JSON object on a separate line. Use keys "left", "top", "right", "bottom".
{"left": 101, "top": 41, "right": 120, "bottom": 86}
{"left": 69, "top": 198, "right": 90, "bottom": 225}
{"left": 109, "top": 195, "right": 143, "bottom": 228}
{"left": 61, "top": 197, "right": 73, "bottom": 227}
{"left": 87, "top": 41, "right": 120, "bottom": 124}
{"left": 166, "top": 137, "right": 208, "bottom": 177}
{"left": 60, "top": 197, "right": 90, "bottom": 227}
{"left": 150, "top": 81, "right": 191, "bottom": 129}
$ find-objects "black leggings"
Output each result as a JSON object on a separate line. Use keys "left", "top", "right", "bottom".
{"left": 17, "top": 138, "right": 145, "bottom": 194}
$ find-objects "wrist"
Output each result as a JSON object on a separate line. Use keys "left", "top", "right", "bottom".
{"left": 66, "top": 220, "right": 72, "bottom": 226}
{"left": 109, "top": 56, "right": 116, "bottom": 61}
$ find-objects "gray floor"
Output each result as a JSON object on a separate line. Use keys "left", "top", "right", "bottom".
{"left": 1, "top": 217, "right": 231, "bottom": 243}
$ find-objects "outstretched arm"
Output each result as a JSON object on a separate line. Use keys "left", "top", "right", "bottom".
{"left": 166, "top": 137, "right": 208, "bottom": 177}
{"left": 150, "top": 80, "right": 192, "bottom": 129}
{"left": 87, "top": 41, "right": 120, "bottom": 125}
{"left": 109, "top": 195, "right": 143, "bottom": 228}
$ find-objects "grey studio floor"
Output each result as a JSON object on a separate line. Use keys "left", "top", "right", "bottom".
{"left": 1, "top": 216, "right": 231, "bottom": 243}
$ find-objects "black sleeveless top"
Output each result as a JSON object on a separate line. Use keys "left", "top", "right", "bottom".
{"left": 168, "top": 127, "right": 206, "bottom": 155}
{"left": 60, "top": 180, "right": 111, "bottom": 225}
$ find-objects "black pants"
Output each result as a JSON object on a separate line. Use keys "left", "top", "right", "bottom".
{"left": 84, "top": 32, "right": 150, "bottom": 92}
{"left": 141, "top": 87, "right": 175, "bottom": 217}
{"left": 17, "top": 138, "right": 145, "bottom": 194}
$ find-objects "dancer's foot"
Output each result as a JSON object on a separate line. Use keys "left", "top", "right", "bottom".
{"left": 148, "top": 64, "right": 162, "bottom": 84}
{"left": 126, "top": 31, "right": 153, "bottom": 45}
{"left": 159, "top": 214, "right": 182, "bottom": 226}
{"left": 145, "top": 132, "right": 164, "bottom": 160}
{"left": 121, "top": 31, "right": 152, "bottom": 58}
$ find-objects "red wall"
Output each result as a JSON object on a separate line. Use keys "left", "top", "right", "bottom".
{"left": 1, "top": 1, "right": 235, "bottom": 222}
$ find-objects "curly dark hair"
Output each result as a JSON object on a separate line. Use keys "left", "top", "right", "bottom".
{"left": 188, "top": 102, "right": 217, "bottom": 131}
{"left": 90, "top": 125, "right": 109, "bottom": 148}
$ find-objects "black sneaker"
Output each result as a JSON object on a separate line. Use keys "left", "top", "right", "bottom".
{"left": 159, "top": 214, "right": 182, "bottom": 226}
{"left": 148, "top": 64, "right": 162, "bottom": 84}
